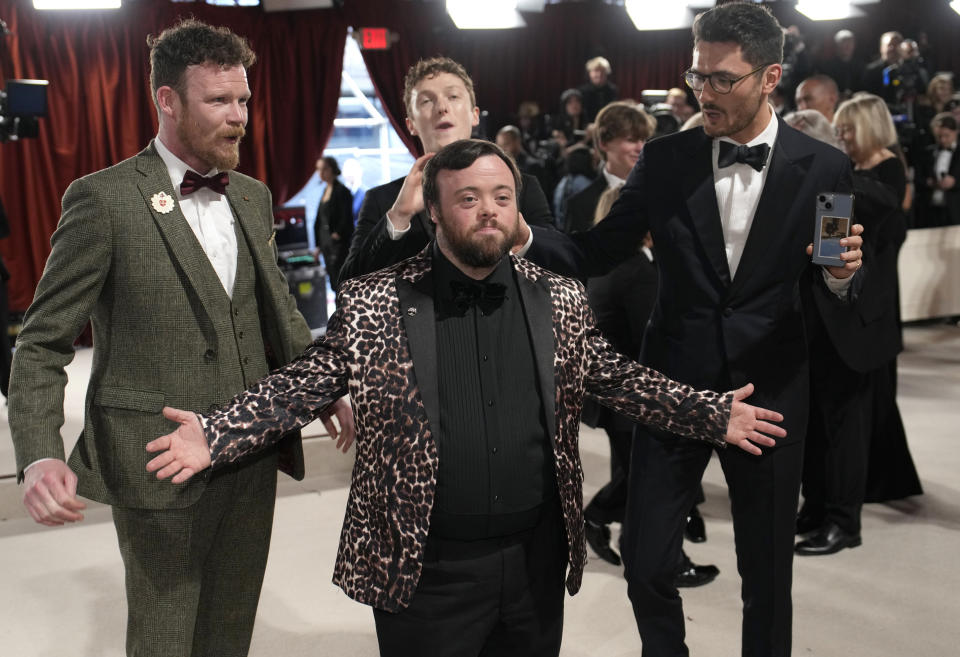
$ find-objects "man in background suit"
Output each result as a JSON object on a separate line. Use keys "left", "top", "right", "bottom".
{"left": 339, "top": 57, "right": 553, "bottom": 283}
{"left": 521, "top": 3, "right": 863, "bottom": 655}
{"left": 9, "top": 20, "right": 349, "bottom": 657}
{"left": 144, "top": 139, "right": 786, "bottom": 657}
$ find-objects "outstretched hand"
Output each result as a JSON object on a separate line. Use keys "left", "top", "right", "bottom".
{"left": 145, "top": 407, "right": 212, "bottom": 484}
{"left": 725, "top": 383, "right": 786, "bottom": 455}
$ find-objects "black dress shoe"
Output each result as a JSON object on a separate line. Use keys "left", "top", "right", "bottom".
{"left": 674, "top": 557, "right": 719, "bottom": 588}
{"left": 585, "top": 518, "right": 621, "bottom": 566}
{"left": 684, "top": 508, "right": 707, "bottom": 543}
{"left": 794, "top": 522, "right": 862, "bottom": 556}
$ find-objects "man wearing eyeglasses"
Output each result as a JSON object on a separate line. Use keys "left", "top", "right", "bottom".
{"left": 521, "top": 3, "right": 862, "bottom": 656}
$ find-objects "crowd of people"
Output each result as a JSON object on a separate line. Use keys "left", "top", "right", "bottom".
{"left": 8, "top": 3, "right": 937, "bottom": 657}
{"left": 487, "top": 27, "right": 959, "bottom": 231}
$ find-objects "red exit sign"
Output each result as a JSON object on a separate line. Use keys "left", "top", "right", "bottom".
{"left": 360, "top": 27, "right": 389, "bottom": 50}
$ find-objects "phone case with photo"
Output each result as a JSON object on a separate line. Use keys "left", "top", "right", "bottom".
{"left": 812, "top": 192, "right": 854, "bottom": 267}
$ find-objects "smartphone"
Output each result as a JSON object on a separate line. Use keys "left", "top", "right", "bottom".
{"left": 812, "top": 192, "right": 854, "bottom": 267}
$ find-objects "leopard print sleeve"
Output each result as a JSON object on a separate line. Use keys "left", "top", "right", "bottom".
{"left": 576, "top": 286, "right": 733, "bottom": 447}
{"left": 201, "top": 299, "right": 353, "bottom": 468}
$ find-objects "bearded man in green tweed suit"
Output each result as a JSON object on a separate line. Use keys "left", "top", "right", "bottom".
{"left": 8, "top": 19, "right": 352, "bottom": 657}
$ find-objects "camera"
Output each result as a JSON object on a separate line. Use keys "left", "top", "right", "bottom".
{"left": 0, "top": 79, "right": 49, "bottom": 142}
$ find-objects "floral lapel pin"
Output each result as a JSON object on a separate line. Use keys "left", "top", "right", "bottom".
{"left": 151, "top": 191, "right": 175, "bottom": 214}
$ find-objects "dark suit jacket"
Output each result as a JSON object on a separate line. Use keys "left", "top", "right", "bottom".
{"left": 527, "top": 119, "right": 855, "bottom": 446}
{"left": 315, "top": 179, "right": 355, "bottom": 252}
{"left": 918, "top": 144, "right": 960, "bottom": 225}
{"left": 564, "top": 175, "right": 607, "bottom": 234}
{"left": 198, "top": 248, "right": 734, "bottom": 612}
{"left": 8, "top": 143, "right": 312, "bottom": 508}
{"left": 340, "top": 172, "right": 553, "bottom": 283}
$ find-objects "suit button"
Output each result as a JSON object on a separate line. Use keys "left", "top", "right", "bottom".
{"left": 238, "top": 331, "right": 244, "bottom": 340}
{"left": 722, "top": 307, "right": 733, "bottom": 318}
{"left": 204, "top": 349, "right": 216, "bottom": 362}
{"left": 243, "top": 356, "right": 250, "bottom": 365}
{"left": 233, "top": 307, "right": 240, "bottom": 317}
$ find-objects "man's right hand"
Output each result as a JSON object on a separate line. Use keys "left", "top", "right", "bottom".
{"left": 22, "top": 460, "right": 86, "bottom": 526}
{"left": 386, "top": 153, "right": 435, "bottom": 231}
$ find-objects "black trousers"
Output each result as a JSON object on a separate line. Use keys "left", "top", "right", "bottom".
{"left": 584, "top": 427, "right": 633, "bottom": 524}
{"left": 802, "top": 350, "right": 870, "bottom": 534}
{"left": 373, "top": 501, "right": 568, "bottom": 657}
{"left": 622, "top": 429, "right": 803, "bottom": 657}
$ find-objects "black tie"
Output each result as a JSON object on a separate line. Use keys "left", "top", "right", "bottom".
{"left": 718, "top": 141, "right": 770, "bottom": 172}
{"left": 448, "top": 280, "right": 507, "bottom": 316}
{"left": 180, "top": 170, "right": 229, "bottom": 195}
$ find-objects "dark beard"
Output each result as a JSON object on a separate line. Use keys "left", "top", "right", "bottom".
{"left": 439, "top": 214, "right": 518, "bottom": 270}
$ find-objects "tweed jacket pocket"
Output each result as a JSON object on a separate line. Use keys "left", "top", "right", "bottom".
{"left": 93, "top": 387, "right": 165, "bottom": 413}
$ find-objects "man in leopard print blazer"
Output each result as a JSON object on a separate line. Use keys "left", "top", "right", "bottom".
{"left": 145, "top": 139, "right": 784, "bottom": 657}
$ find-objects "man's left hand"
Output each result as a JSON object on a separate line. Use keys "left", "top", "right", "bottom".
{"left": 725, "top": 383, "right": 787, "bottom": 455}
{"left": 806, "top": 223, "right": 864, "bottom": 279}
{"left": 145, "top": 407, "right": 211, "bottom": 483}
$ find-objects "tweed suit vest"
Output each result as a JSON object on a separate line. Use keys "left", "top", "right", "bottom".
{"left": 206, "top": 219, "right": 272, "bottom": 406}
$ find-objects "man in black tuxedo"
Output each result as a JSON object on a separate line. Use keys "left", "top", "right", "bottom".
{"left": 339, "top": 57, "right": 553, "bottom": 282}
{"left": 918, "top": 113, "right": 960, "bottom": 226}
{"left": 521, "top": 3, "right": 863, "bottom": 655}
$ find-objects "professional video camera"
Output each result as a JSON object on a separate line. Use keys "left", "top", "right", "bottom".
{"left": 0, "top": 79, "right": 49, "bottom": 142}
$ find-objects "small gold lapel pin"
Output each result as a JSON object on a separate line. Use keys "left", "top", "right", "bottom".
{"left": 268, "top": 231, "right": 276, "bottom": 245}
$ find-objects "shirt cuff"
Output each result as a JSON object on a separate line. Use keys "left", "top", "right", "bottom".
{"left": 385, "top": 212, "right": 412, "bottom": 240}
{"left": 512, "top": 226, "right": 535, "bottom": 258}
{"left": 24, "top": 458, "right": 58, "bottom": 473}
{"left": 822, "top": 267, "right": 854, "bottom": 298}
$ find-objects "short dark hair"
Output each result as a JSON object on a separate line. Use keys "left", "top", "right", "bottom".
{"left": 594, "top": 102, "right": 656, "bottom": 148}
{"left": 148, "top": 19, "right": 256, "bottom": 112}
{"left": 403, "top": 57, "right": 476, "bottom": 116}
{"left": 692, "top": 2, "right": 784, "bottom": 68}
{"left": 932, "top": 112, "right": 958, "bottom": 132}
{"left": 423, "top": 139, "right": 522, "bottom": 213}
{"left": 321, "top": 155, "right": 341, "bottom": 177}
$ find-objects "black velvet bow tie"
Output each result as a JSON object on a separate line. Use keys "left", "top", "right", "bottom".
{"left": 448, "top": 280, "right": 507, "bottom": 316}
{"left": 718, "top": 141, "right": 770, "bottom": 172}
{"left": 180, "top": 170, "right": 229, "bottom": 196}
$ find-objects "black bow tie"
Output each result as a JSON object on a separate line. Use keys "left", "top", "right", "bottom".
{"left": 447, "top": 280, "right": 507, "bottom": 317}
{"left": 718, "top": 141, "right": 770, "bottom": 172}
{"left": 180, "top": 170, "right": 229, "bottom": 196}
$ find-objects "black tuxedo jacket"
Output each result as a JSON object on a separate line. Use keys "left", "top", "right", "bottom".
{"left": 919, "top": 144, "right": 960, "bottom": 224}
{"left": 565, "top": 175, "right": 607, "bottom": 234}
{"left": 340, "top": 172, "right": 553, "bottom": 283}
{"left": 528, "top": 120, "right": 855, "bottom": 446}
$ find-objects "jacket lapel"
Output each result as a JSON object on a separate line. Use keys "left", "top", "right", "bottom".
{"left": 137, "top": 144, "right": 226, "bottom": 313}
{"left": 513, "top": 260, "right": 557, "bottom": 447}
{"left": 729, "top": 122, "right": 810, "bottom": 295}
{"left": 681, "top": 134, "right": 731, "bottom": 287}
{"left": 398, "top": 270, "right": 441, "bottom": 436}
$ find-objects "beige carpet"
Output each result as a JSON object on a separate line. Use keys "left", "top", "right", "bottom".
{"left": 1, "top": 323, "right": 958, "bottom": 656}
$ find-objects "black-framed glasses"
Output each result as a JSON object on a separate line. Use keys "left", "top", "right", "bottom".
{"left": 683, "top": 63, "right": 774, "bottom": 94}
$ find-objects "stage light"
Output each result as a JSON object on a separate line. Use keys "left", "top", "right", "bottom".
{"left": 34, "top": 1, "right": 121, "bottom": 8}
{"left": 796, "top": 0, "right": 880, "bottom": 20}
{"left": 625, "top": 1, "right": 714, "bottom": 32}
{"left": 446, "top": 0, "right": 526, "bottom": 29}
{"left": 952, "top": 0, "right": 960, "bottom": 16}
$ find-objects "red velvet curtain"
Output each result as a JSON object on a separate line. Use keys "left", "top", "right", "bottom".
{"left": 0, "top": 0, "right": 347, "bottom": 311}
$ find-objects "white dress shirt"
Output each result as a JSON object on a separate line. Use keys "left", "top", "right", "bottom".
{"left": 155, "top": 137, "right": 238, "bottom": 298}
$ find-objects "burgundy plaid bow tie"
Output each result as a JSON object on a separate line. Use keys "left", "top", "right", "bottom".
{"left": 180, "top": 170, "right": 229, "bottom": 196}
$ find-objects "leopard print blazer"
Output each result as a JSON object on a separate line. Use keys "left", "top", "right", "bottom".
{"left": 201, "top": 247, "right": 733, "bottom": 612}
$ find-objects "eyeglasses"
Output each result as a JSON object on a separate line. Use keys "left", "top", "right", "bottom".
{"left": 683, "top": 63, "right": 774, "bottom": 95}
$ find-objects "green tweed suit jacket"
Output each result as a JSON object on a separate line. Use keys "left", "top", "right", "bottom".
{"left": 9, "top": 142, "right": 313, "bottom": 509}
